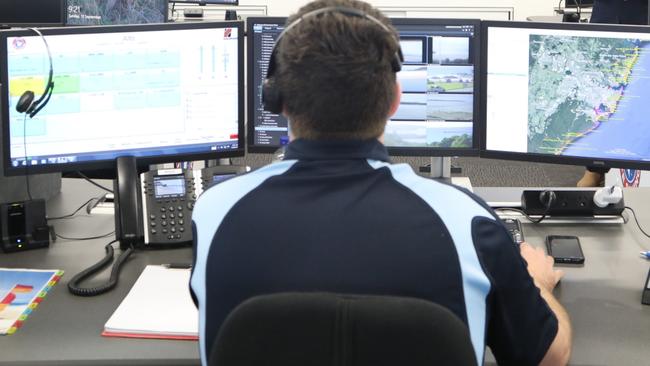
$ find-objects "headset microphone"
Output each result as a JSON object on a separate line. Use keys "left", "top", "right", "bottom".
{"left": 15, "top": 27, "right": 54, "bottom": 118}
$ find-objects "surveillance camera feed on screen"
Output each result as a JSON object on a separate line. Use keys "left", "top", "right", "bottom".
{"left": 5, "top": 26, "right": 239, "bottom": 169}
{"left": 486, "top": 25, "right": 650, "bottom": 163}
{"left": 386, "top": 23, "right": 476, "bottom": 149}
{"left": 66, "top": 0, "right": 166, "bottom": 25}
{"left": 250, "top": 20, "right": 477, "bottom": 150}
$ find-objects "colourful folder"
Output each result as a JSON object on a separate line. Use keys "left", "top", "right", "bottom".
{"left": 0, "top": 268, "right": 63, "bottom": 335}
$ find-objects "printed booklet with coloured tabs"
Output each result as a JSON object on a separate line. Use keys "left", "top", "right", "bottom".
{"left": 0, "top": 268, "right": 63, "bottom": 335}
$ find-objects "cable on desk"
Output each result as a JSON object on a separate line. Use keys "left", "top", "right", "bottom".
{"left": 495, "top": 207, "right": 549, "bottom": 224}
{"left": 55, "top": 231, "right": 115, "bottom": 241}
{"left": 75, "top": 171, "right": 113, "bottom": 193}
{"left": 47, "top": 196, "right": 104, "bottom": 221}
{"left": 624, "top": 206, "right": 650, "bottom": 239}
{"left": 68, "top": 240, "right": 134, "bottom": 297}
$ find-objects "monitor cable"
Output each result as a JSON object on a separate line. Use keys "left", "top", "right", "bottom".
{"left": 67, "top": 240, "right": 135, "bottom": 297}
{"left": 75, "top": 171, "right": 114, "bottom": 193}
{"left": 53, "top": 230, "right": 115, "bottom": 241}
{"left": 46, "top": 195, "right": 105, "bottom": 221}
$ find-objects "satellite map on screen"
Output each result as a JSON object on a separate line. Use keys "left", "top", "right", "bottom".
{"left": 67, "top": 0, "right": 166, "bottom": 25}
{"left": 528, "top": 34, "right": 650, "bottom": 160}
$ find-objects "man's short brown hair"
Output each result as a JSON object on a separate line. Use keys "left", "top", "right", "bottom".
{"left": 276, "top": 0, "right": 400, "bottom": 140}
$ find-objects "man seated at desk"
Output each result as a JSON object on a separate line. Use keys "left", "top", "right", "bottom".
{"left": 190, "top": 0, "right": 572, "bottom": 365}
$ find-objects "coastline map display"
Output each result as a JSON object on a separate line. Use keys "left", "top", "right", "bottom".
{"left": 528, "top": 34, "right": 650, "bottom": 161}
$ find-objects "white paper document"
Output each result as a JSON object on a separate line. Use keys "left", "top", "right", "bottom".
{"left": 103, "top": 265, "right": 198, "bottom": 339}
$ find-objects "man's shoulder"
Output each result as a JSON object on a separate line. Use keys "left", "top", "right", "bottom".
{"left": 383, "top": 164, "right": 498, "bottom": 220}
{"left": 194, "top": 160, "right": 298, "bottom": 215}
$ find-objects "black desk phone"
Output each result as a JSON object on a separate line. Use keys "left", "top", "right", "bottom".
{"left": 141, "top": 169, "right": 196, "bottom": 246}
{"left": 115, "top": 157, "right": 248, "bottom": 248}
{"left": 72, "top": 157, "right": 247, "bottom": 296}
{"left": 140, "top": 166, "right": 249, "bottom": 246}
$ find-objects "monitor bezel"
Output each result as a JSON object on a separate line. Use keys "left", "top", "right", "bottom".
{"left": 479, "top": 20, "right": 650, "bottom": 170}
{"left": 65, "top": 0, "right": 169, "bottom": 25}
{"left": 170, "top": 0, "right": 239, "bottom": 4}
{"left": 564, "top": 0, "right": 594, "bottom": 8}
{"left": 0, "top": 0, "right": 66, "bottom": 27}
{"left": 387, "top": 17, "right": 481, "bottom": 157}
{"left": 246, "top": 16, "right": 482, "bottom": 157}
{"left": 1, "top": 21, "right": 245, "bottom": 177}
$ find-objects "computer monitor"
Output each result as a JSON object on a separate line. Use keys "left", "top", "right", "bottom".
{"left": 0, "top": 0, "right": 66, "bottom": 27}
{"left": 481, "top": 21, "right": 650, "bottom": 170}
{"left": 66, "top": 0, "right": 168, "bottom": 25}
{"left": 246, "top": 17, "right": 480, "bottom": 156}
{"left": 1, "top": 21, "right": 244, "bottom": 178}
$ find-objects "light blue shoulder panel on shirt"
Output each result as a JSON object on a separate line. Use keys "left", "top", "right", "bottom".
{"left": 190, "top": 159, "right": 298, "bottom": 365}
{"left": 367, "top": 159, "right": 493, "bottom": 366}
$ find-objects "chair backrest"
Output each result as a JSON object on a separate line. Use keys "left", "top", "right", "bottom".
{"left": 210, "top": 292, "right": 477, "bottom": 366}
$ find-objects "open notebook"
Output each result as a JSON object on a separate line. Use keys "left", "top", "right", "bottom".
{"left": 103, "top": 265, "right": 198, "bottom": 340}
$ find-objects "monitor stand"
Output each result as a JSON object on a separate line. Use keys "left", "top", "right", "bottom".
{"left": 419, "top": 157, "right": 451, "bottom": 184}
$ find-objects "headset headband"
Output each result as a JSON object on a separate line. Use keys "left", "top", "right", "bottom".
{"left": 262, "top": 6, "right": 404, "bottom": 114}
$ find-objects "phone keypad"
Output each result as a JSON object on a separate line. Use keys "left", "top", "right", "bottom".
{"left": 142, "top": 175, "right": 196, "bottom": 244}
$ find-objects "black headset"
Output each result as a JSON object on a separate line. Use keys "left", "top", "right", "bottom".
{"left": 15, "top": 28, "right": 55, "bottom": 118}
{"left": 262, "top": 6, "right": 404, "bottom": 115}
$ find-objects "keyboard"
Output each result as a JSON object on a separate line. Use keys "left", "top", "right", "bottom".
{"left": 501, "top": 218, "right": 524, "bottom": 244}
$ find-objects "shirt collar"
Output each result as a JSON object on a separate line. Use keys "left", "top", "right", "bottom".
{"left": 283, "top": 138, "right": 391, "bottom": 162}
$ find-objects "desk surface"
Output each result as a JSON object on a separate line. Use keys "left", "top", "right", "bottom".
{"left": 0, "top": 179, "right": 197, "bottom": 366}
{"left": 1, "top": 180, "right": 649, "bottom": 365}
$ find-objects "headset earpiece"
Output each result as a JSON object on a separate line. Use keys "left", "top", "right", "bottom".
{"left": 262, "top": 43, "right": 283, "bottom": 114}
{"left": 16, "top": 91, "right": 35, "bottom": 113}
{"left": 15, "top": 28, "right": 54, "bottom": 118}
{"left": 262, "top": 76, "right": 283, "bottom": 115}
{"left": 393, "top": 47, "right": 403, "bottom": 72}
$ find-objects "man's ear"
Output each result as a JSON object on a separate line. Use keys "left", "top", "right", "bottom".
{"left": 387, "top": 82, "right": 402, "bottom": 118}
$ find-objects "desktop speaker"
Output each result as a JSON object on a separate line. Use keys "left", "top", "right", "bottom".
{"left": 0, "top": 199, "right": 50, "bottom": 253}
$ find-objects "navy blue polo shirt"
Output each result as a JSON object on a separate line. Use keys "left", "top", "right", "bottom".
{"left": 591, "top": 0, "right": 648, "bottom": 24}
{"left": 191, "top": 138, "right": 557, "bottom": 366}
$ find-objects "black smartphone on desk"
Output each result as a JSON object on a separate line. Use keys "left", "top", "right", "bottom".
{"left": 546, "top": 235, "right": 585, "bottom": 264}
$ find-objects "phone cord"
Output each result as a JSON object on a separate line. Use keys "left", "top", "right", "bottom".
{"left": 68, "top": 240, "right": 135, "bottom": 297}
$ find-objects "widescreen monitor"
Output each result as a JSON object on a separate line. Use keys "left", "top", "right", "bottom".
{"left": 66, "top": 0, "right": 168, "bottom": 25}
{"left": 0, "top": 0, "right": 66, "bottom": 27}
{"left": 247, "top": 17, "right": 481, "bottom": 156}
{"left": 1, "top": 22, "right": 244, "bottom": 177}
{"left": 481, "top": 21, "right": 650, "bottom": 170}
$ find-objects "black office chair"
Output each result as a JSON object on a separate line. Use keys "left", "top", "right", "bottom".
{"left": 210, "top": 292, "right": 477, "bottom": 366}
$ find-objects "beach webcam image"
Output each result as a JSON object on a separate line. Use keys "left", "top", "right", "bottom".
{"left": 67, "top": 0, "right": 167, "bottom": 25}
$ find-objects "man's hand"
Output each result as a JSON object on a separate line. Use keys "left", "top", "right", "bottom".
{"left": 520, "top": 242, "right": 563, "bottom": 293}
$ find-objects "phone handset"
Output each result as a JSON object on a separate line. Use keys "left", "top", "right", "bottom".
{"left": 68, "top": 156, "right": 140, "bottom": 297}
{"left": 114, "top": 156, "right": 144, "bottom": 249}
